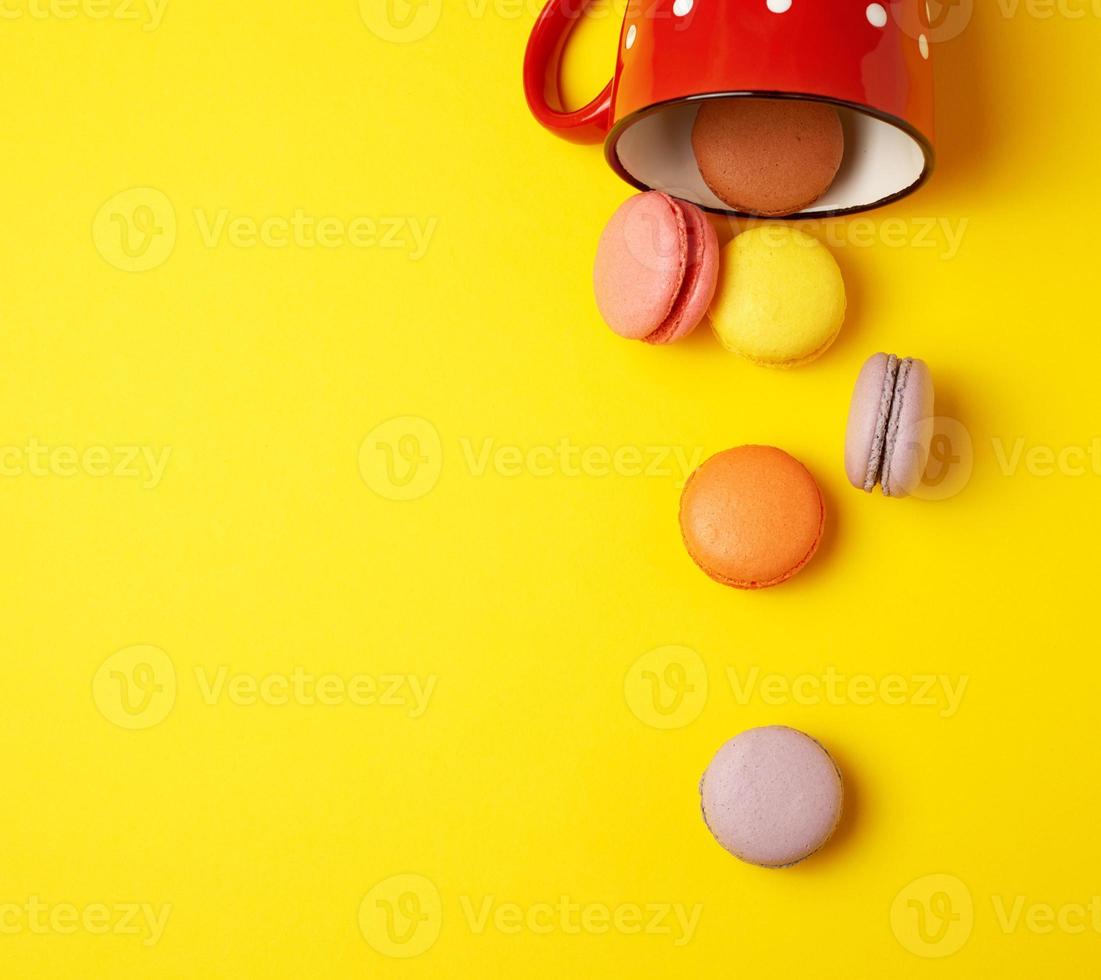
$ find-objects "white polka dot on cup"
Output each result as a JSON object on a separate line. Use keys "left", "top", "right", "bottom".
{"left": 866, "top": 2, "right": 887, "bottom": 27}
{"left": 673, "top": 0, "right": 693, "bottom": 15}
{"left": 919, "top": 33, "right": 930, "bottom": 58}
{"left": 625, "top": 24, "right": 637, "bottom": 49}
{"left": 766, "top": 0, "right": 792, "bottom": 12}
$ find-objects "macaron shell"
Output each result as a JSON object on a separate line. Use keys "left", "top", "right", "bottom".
{"left": 679, "top": 445, "right": 824, "bottom": 589}
{"left": 708, "top": 226, "right": 845, "bottom": 368}
{"left": 883, "top": 358, "right": 935, "bottom": 497}
{"left": 647, "top": 200, "right": 718, "bottom": 345}
{"left": 844, "top": 352, "right": 893, "bottom": 490}
{"left": 691, "top": 98, "right": 844, "bottom": 217}
{"left": 700, "top": 726, "right": 843, "bottom": 868}
{"left": 593, "top": 192, "right": 687, "bottom": 341}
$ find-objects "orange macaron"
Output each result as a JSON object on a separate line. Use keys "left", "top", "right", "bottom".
{"left": 679, "top": 446, "right": 824, "bottom": 589}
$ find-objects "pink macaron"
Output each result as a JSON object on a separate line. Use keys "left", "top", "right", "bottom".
{"left": 700, "top": 726, "right": 844, "bottom": 868}
{"left": 593, "top": 191, "right": 719, "bottom": 344}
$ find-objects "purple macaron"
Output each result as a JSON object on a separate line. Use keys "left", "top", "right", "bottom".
{"left": 845, "top": 352, "right": 934, "bottom": 497}
{"left": 700, "top": 726, "right": 844, "bottom": 868}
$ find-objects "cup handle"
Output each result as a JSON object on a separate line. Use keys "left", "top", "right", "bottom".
{"left": 523, "top": 0, "right": 614, "bottom": 144}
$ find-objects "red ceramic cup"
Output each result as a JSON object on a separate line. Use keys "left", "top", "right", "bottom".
{"left": 524, "top": 0, "right": 935, "bottom": 217}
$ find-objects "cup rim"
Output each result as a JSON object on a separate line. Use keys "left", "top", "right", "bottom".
{"left": 604, "top": 90, "right": 936, "bottom": 220}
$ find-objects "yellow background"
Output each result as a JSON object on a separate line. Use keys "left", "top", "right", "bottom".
{"left": 2, "top": 0, "right": 1100, "bottom": 975}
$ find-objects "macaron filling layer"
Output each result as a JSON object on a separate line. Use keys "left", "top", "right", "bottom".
{"left": 862, "top": 353, "right": 900, "bottom": 492}
{"left": 646, "top": 199, "right": 716, "bottom": 344}
{"left": 862, "top": 354, "right": 916, "bottom": 496}
{"left": 880, "top": 356, "right": 914, "bottom": 496}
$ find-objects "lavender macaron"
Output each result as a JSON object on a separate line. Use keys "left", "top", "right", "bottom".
{"left": 700, "top": 726, "right": 843, "bottom": 868}
{"left": 845, "top": 352, "right": 934, "bottom": 497}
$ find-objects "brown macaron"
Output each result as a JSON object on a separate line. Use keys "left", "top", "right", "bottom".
{"left": 691, "top": 98, "right": 844, "bottom": 217}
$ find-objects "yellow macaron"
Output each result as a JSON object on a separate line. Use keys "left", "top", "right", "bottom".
{"left": 708, "top": 226, "right": 845, "bottom": 368}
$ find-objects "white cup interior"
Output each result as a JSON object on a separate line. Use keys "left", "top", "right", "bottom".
{"left": 612, "top": 97, "right": 928, "bottom": 216}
